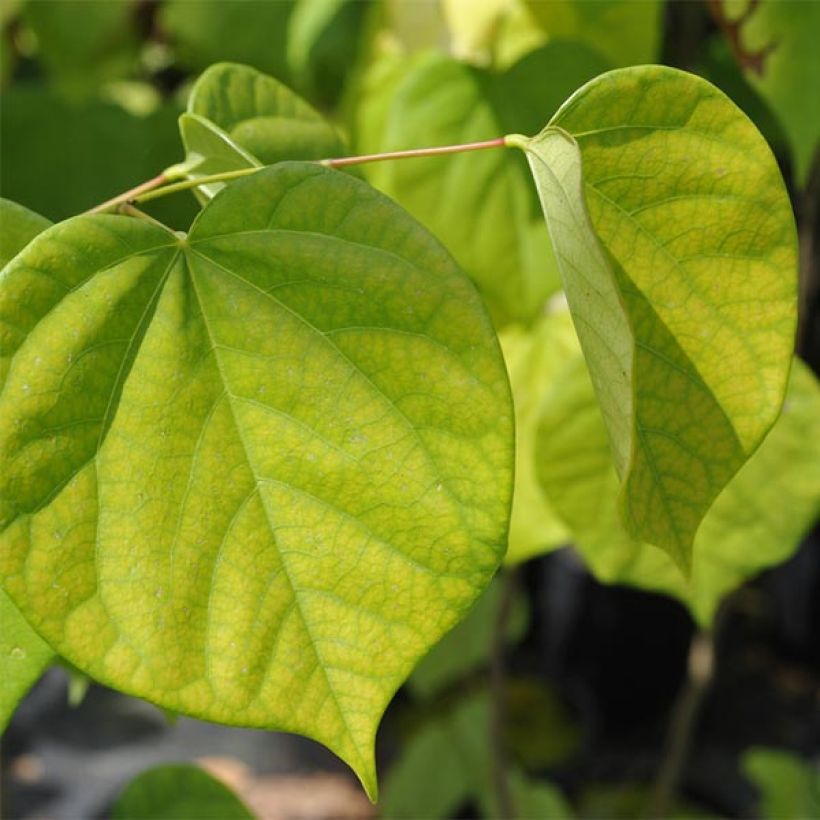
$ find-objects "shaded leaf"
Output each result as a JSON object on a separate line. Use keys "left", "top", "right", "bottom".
{"left": 112, "top": 764, "right": 253, "bottom": 820}
{"left": 159, "top": 0, "right": 295, "bottom": 82}
{"left": 0, "top": 163, "right": 513, "bottom": 798}
{"left": 525, "top": 0, "right": 663, "bottom": 67}
{"left": 355, "top": 44, "right": 610, "bottom": 326}
{"left": 536, "top": 356, "right": 820, "bottom": 626}
{"left": 742, "top": 747, "right": 820, "bottom": 820}
{"left": 512, "top": 66, "right": 797, "bottom": 566}
{"left": 408, "top": 574, "right": 528, "bottom": 700}
{"left": 718, "top": 0, "right": 820, "bottom": 185}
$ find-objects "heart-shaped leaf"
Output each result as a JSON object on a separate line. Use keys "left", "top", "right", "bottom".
{"left": 536, "top": 354, "right": 820, "bottom": 626}
{"left": 0, "top": 163, "right": 513, "bottom": 797}
{"left": 511, "top": 66, "right": 797, "bottom": 568}
{"left": 187, "top": 62, "right": 344, "bottom": 166}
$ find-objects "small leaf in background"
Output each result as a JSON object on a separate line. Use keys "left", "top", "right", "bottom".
{"left": 0, "top": 589, "right": 54, "bottom": 733}
{"left": 112, "top": 764, "right": 253, "bottom": 820}
{"left": 525, "top": 0, "right": 663, "bottom": 67}
{"left": 514, "top": 65, "right": 797, "bottom": 567}
{"left": 0, "top": 163, "right": 513, "bottom": 798}
{"left": 536, "top": 356, "right": 820, "bottom": 627}
{"left": 500, "top": 305, "right": 577, "bottom": 564}
{"left": 286, "top": 0, "right": 370, "bottom": 108}
{"left": 24, "top": 0, "right": 139, "bottom": 99}
{"left": 159, "top": 0, "right": 295, "bottom": 83}
{"left": 742, "top": 747, "right": 820, "bottom": 820}
{"left": 0, "top": 198, "right": 52, "bottom": 268}
{"left": 713, "top": 0, "right": 820, "bottom": 186}
{"left": 186, "top": 62, "right": 344, "bottom": 166}
{"left": 355, "top": 43, "right": 610, "bottom": 326}
{"left": 381, "top": 688, "right": 574, "bottom": 819}
{"left": 408, "top": 575, "right": 529, "bottom": 700}
{"left": 577, "top": 782, "right": 711, "bottom": 819}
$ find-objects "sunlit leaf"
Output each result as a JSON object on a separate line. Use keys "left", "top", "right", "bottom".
{"left": 355, "top": 44, "right": 610, "bottom": 326}
{"left": 112, "top": 764, "right": 253, "bottom": 820}
{"left": 0, "top": 199, "right": 52, "bottom": 269}
{"left": 536, "top": 356, "right": 820, "bottom": 626}
{"left": 0, "top": 589, "right": 53, "bottom": 733}
{"left": 500, "top": 306, "right": 577, "bottom": 563}
{"left": 512, "top": 66, "right": 797, "bottom": 566}
{"left": 0, "top": 163, "right": 513, "bottom": 798}
{"left": 185, "top": 63, "right": 345, "bottom": 167}
{"left": 525, "top": 0, "right": 663, "bottom": 67}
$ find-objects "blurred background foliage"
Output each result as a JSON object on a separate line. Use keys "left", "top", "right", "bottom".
{"left": 1, "top": 1, "right": 818, "bottom": 818}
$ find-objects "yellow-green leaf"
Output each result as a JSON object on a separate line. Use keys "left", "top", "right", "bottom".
{"left": 0, "top": 163, "right": 513, "bottom": 798}
{"left": 512, "top": 66, "right": 797, "bottom": 568}
{"left": 536, "top": 355, "right": 820, "bottom": 626}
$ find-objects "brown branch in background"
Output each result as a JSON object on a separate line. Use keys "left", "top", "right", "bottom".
{"left": 706, "top": 0, "right": 777, "bottom": 77}
{"left": 489, "top": 569, "right": 519, "bottom": 820}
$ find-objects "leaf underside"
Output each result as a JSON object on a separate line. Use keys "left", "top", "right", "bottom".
{"left": 514, "top": 65, "right": 796, "bottom": 569}
{"left": 0, "top": 164, "right": 514, "bottom": 797}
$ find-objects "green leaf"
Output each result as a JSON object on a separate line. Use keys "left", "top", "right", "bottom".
{"left": 721, "top": 0, "right": 820, "bottom": 185}
{"left": 536, "top": 356, "right": 820, "bottom": 626}
{"left": 25, "top": 0, "right": 139, "bottom": 99}
{"left": 0, "top": 87, "right": 197, "bottom": 229}
{"left": 0, "top": 163, "right": 513, "bottom": 799}
{"left": 0, "top": 588, "right": 54, "bottom": 733}
{"left": 524, "top": 0, "right": 663, "bottom": 67}
{"left": 512, "top": 65, "right": 797, "bottom": 567}
{"left": 185, "top": 63, "right": 345, "bottom": 167}
{"left": 112, "top": 764, "right": 253, "bottom": 820}
{"left": 0, "top": 199, "right": 52, "bottom": 269}
{"left": 499, "top": 306, "right": 578, "bottom": 564}
{"left": 176, "top": 113, "right": 262, "bottom": 201}
{"left": 355, "top": 44, "right": 610, "bottom": 326}
{"left": 159, "top": 0, "right": 295, "bottom": 81}
{"left": 408, "top": 574, "right": 528, "bottom": 700}
{"left": 742, "top": 748, "right": 820, "bottom": 820}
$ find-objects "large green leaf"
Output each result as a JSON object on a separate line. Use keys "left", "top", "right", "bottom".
{"left": 511, "top": 65, "right": 797, "bottom": 567}
{"left": 0, "top": 163, "right": 513, "bottom": 798}
{"left": 186, "top": 63, "right": 345, "bottom": 166}
{"left": 355, "top": 44, "right": 611, "bottom": 326}
{"left": 717, "top": 0, "right": 820, "bottom": 185}
{"left": 524, "top": 0, "right": 663, "bottom": 67}
{"left": 499, "top": 306, "right": 577, "bottom": 564}
{"left": 536, "top": 355, "right": 820, "bottom": 626}
{"left": 113, "top": 764, "right": 253, "bottom": 820}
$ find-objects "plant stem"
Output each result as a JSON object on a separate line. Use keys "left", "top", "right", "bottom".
{"left": 489, "top": 568, "right": 519, "bottom": 820}
{"left": 117, "top": 202, "right": 177, "bottom": 235}
{"left": 319, "top": 137, "right": 508, "bottom": 168}
{"left": 87, "top": 137, "right": 509, "bottom": 213}
{"left": 86, "top": 172, "right": 168, "bottom": 215}
{"left": 647, "top": 626, "right": 717, "bottom": 818}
